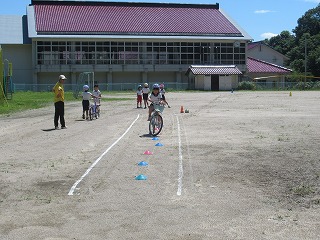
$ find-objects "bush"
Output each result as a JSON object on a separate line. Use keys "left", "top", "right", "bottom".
{"left": 312, "top": 81, "right": 320, "bottom": 89}
{"left": 238, "top": 81, "right": 256, "bottom": 90}
{"left": 293, "top": 81, "right": 313, "bottom": 90}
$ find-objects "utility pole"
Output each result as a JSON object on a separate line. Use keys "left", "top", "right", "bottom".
{"left": 304, "top": 36, "right": 307, "bottom": 87}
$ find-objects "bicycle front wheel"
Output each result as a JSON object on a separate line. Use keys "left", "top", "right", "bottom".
{"left": 96, "top": 107, "right": 100, "bottom": 118}
{"left": 149, "top": 113, "right": 163, "bottom": 136}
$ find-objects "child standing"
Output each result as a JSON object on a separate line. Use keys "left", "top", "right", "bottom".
{"left": 142, "top": 83, "right": 150, "bottom": 109}
{"left": 92, "top": 84, "right": 101, "bottom": 113}
{"left": 159, "top": 83, "right": 171, "bottom": 108}
{"left": 82, "top": 85, "right": 93, "bottom": 120}
{"left": 136, "top": 85, "right": 143, "bottom": 108}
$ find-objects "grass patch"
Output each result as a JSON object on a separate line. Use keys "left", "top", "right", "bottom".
{"left": 0, "top": 91, "right": 57, "bottom": 115}
{"left": 312, "top": 199, "right": 320, "bottom": 205}
{"left": 291, "top": 184, "right": 315, "bottom": 197}
{"left": 278, "top": 134, "right": 289, "bottom": 141}
{"left": 0, "top": 91, "right": 131, "bottom": 115}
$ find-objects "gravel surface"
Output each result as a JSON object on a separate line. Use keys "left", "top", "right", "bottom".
{"left": 0, "top": 91, "right": 319, "bottom": 240}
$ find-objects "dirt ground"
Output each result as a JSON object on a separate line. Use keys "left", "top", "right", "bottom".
{"left": 0, "top": 91, "right": 319, "bottom": 240}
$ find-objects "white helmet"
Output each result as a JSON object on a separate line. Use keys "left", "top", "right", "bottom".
{"left": 83, "top": 85, "right": 89, "bottom": 90}
{"left": 144, "top": 83, "right": 149, "bottom": 87}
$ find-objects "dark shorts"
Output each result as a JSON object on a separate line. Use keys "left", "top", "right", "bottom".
{"left": 82, "top": 100, "right": 90, "bottom": 111}
{"left": 143, "top": 93, "right": 148, "bottom": 101}
{"left": 162, "top": 94, "right": 166, "bottom": 101}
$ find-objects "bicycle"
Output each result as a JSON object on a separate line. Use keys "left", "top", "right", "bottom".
{"left": 149, "top": 103, "right": 164, "bottom": 136}
{"left": 89, "top": 101, "right": 100, "bottom": 120}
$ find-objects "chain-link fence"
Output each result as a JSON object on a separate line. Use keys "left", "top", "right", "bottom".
{"left": 13, "top": 81, "right": 320, "bottom": 92}
{"left": 13, "top": 82, "right": 189, "bottom": 92}
{"left": 238, "top": 80, "right": 320, "bottom": 91}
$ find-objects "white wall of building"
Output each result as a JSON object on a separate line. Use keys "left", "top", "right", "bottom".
{"left": 219, "top": 75, "right": 238, "bottom": 90}
{"left": 248, "top": 44, "right": 287, "bottom": 67}
{"left": 194, "top": 74, "right": 239, "bottom": 91}
{"left": 204, "top": 75, "right": 211, "bottom": 90}
{"left": 195, "top": 75, "right": 204, "bottom": 89}
{"left": 219, "top": 75, "right": 232, "bottom": 90}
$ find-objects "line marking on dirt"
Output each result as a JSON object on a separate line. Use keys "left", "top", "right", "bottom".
{"left": 181, "top": 116, "right": 195, "bottom": 192}
{"left": 176, "top": 115, "right": 184, "bottom": 196}
{"left": 68, "top": 114, "right": 140, "bottom": 196}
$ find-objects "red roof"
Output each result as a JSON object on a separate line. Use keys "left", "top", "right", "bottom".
{"left": 247, "top": 57, "right": 292, "bottom": 74}
{"left": 247, "top": 42, "right": 261, "bottom": 50}
{"left": 33, "top": 2, "right": 243, "bottom": 36}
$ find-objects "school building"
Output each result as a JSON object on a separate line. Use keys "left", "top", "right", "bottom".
{"left": 0, "top": 0, "right": 254, "bottom": 91}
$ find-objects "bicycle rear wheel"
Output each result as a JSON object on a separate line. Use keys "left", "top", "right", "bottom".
{"left": 149, "top": 113, "right": 163, "bottom": 136}
{"left": 89, "top": 107, "right": 93, "bottom": 120}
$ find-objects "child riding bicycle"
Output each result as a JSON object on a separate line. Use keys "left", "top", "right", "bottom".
{"left": 147, "top": 83, "right": 164, "bottom": 121}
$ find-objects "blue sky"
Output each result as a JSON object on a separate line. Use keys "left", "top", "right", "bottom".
{"left": 0, "top": 0, "right": 319, "bottom": 41}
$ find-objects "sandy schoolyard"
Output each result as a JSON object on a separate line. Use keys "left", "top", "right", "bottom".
{"left": 0, "top": 91, "right": 319, "bottom": 239}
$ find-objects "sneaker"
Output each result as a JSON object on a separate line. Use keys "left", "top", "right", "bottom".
{"left": 82, "top": 114, "right": 85, "bottom": 119}
{"left": 55, "top": 126, "right": 59, "bottom": 130}
{"left": 61, "top": 126, "right": 67, "bottom": 129}
{"left": 168, "top": 105, "right": 171, "bottom": 108}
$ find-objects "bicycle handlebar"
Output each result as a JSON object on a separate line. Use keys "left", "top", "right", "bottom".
{"left": 151, "top": 101, "right": 165, "bottom": 105}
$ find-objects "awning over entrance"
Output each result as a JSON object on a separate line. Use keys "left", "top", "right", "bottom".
{"left": 186, "top": 65, "right": 242, "bottom": 75}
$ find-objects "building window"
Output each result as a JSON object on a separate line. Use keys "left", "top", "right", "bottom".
{"left": 36, "top": 41, "right": 246, "bottom": 66}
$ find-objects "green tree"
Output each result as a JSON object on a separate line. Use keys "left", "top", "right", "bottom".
{"left": 293, "top": 4, "right": 320, "bottom": 40}
{"left": 267, "top": 31, "right": 295, "bottom": 56}
{"left": 307, "top": 36, "right": 320, "bottom": 76}
{"left": 266, "top": 5, "right": 320, "bottom": 77}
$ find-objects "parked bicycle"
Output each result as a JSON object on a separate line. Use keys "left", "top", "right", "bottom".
{"left": 149, "top": 103, "right": 164, "bottom": 136}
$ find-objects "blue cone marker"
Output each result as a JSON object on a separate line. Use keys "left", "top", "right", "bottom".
{"left": 138, "top": 161, "right": 149, "bottom": 166}
{"left": 135, "top": 174, "right": 147, "bottom": 180}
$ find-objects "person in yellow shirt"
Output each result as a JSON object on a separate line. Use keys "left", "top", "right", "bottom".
{"left": 53, "top": 75, "right": 67, "bottom": 129}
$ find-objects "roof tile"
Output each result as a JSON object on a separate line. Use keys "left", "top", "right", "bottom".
{"left": 247, "top": 57, "right": 292, "bottom": 73}
{"left": 34, "top": 3, "right": 243, "bottom": 36}
{"left": 188, "top": 65, "right": 242, "bottom": 75}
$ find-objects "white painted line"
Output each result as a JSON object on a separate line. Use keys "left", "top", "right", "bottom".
{"left": 68, "top": 114, "right": 140, "bottom": 196}
{"left": 182, "top": 117, "right": 195, "bottom": 190}
{"left": 176, "top": 115, "right": 184, "bottom": 196}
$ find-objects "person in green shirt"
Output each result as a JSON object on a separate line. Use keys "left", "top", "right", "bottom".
{"left": 53, "top": 75, "right": 67, "bottom": 129}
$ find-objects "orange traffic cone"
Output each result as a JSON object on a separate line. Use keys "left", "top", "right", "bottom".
{"left": 180, "top": 106, "right": 184, "bottom": 113}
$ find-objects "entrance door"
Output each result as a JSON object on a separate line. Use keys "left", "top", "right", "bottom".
{"left": 211, "top": 75, "right": 219, "bottom": 91}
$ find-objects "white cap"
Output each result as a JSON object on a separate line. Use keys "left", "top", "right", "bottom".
{"left": 59, "top": 75, "right": 67, "bottom": 80}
